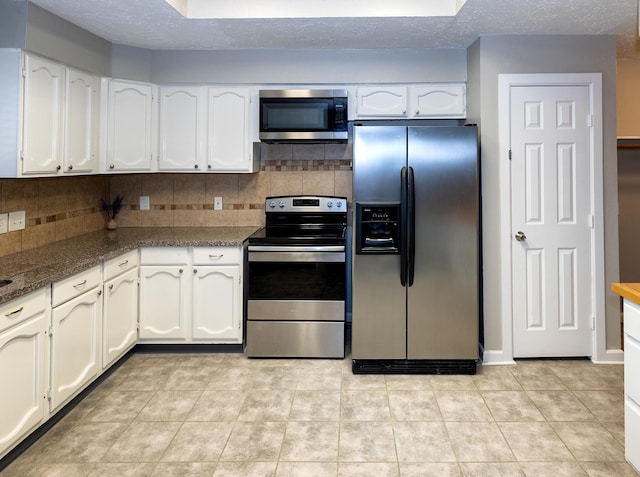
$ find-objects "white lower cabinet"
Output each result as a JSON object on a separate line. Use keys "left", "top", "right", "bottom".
{"left": 139, "top": 246, "right": 243, "bottom": 343}
{"left": 103, "top": 267, "right": 138, "bottom": 368}
{"left": 139, "top": 265, "right": 188, "bottom": 340}
{"left": 139, "top": 248, "right": 189, "bottom": 341}
{"left": 192, "top": 265, "right": 241, "bottom": 342}
{"left": 50, "top": 267, "right": 102, "bottom": 412}
{"left": 624, "top": 299, "right": 640, "bottom": 472}
{"left": 0, "top": 289, "right": 49, "bottom": 459}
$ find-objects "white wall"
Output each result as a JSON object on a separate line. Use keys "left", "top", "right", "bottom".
{"left": 468, "top": 35, "right": 620, "bottom": 356}
{"left": 0, "top": 0, "right": 26, "bottom": 48}
{"left": 24, "top": 3, "right": 111, "bottom": 76}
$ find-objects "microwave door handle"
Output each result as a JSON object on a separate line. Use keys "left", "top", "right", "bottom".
{"left": 400, "top": 166, "right": 408, "bottom": 287}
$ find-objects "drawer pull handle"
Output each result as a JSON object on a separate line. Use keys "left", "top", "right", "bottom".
{"left": 109, "top": 284, "right": 114, "bottom": 290}
{"left": 209, "top": 254, "right": 223, "bottom": 259}
{"left": 5, "top": 306, "right": 24, "bottom": 317}
{"left": 73, "top": 280, "right": 87, "bottom": 289}
{"left": 118, "top": 260, "right": 129, "bottom": 267}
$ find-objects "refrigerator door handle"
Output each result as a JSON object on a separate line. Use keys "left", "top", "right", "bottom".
{"left": 400, "top": 166, "right": 408, "bottom": 286}
{"left": 408, "top": 166, "right": 416, "bottom": 287}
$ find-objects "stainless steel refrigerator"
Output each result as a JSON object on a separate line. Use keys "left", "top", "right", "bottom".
{"left": 351, "top": 124, "right": 479, "bottom": 374}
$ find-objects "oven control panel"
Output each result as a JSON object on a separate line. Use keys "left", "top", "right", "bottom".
{"left": 266, "top": 195, "right": 347, "bottom": 213}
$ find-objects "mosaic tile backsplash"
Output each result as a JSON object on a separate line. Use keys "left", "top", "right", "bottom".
{"left": 0, "top": 143, "right": 353, "bottom": 258}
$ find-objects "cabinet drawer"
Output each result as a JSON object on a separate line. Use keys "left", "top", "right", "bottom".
{"left": 52, "top": 266, "right": 101, "bottom": 307}
{"left": 625, "top": 397, "right": 640, "bottom": 472}
{"left": 0, "top": 288, "right": 47, "bottom": 333}
{"left": 140, "top": 247, "right": 188, "bottom": 265}
{"left": 624, "top": 300, "right": 640, "bottom": 341}
{"left": 625, "top": 333, "right": 640, "bottom": 404}
{"left": 192, "top": 247, "right": 241, "bottom": 265}
{"left": 104, "top": 250, "right": 139, "bottom": 280}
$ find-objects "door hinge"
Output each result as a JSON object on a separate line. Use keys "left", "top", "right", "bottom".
{"left": 48, "top": 326, "right": 53, "bottom": 338}
{"left": 508, "top": 149, "right": 512, "bottom": 161}
{"left": 21, "top": 67, "right": 27, "bottom": 78}
{"left": 238, "top": 319, "right": 241, "bottom": 329}
{"left": 587, "top": 114, "right": 593, "bottom": 127}
{"left": 590, "top": 214, "right": 595, "bottom": 229}
{"left": 46, "top": 389, "right": 52, "bottom": 402}
{"left": 591, "top": 316, "right": 596, "bottom": 330}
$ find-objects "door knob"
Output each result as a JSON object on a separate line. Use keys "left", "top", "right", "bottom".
{"left": 515, "top": 231, "right": 527, "bottom": 242}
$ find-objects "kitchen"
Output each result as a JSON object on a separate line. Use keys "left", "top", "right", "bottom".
{"left": 0, "top": 0, "right": 638, "bottom": 475}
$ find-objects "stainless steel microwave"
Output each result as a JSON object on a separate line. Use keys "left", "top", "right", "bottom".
{"left": 259, "top": 89, "right": 348, "bottom": 143}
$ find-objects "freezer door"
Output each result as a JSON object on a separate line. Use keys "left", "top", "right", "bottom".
{"left": 407, "top": 126, "right": 479, "bottom": 360}
{"left": 352, "top": 125, "right": 408, "bottom": 359}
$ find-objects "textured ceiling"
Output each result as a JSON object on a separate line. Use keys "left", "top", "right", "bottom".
{"left": 28, "top": 0, "right": 638, "bottom": 51}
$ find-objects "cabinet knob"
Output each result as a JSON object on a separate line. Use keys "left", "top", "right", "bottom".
{"left": 97, "top": 290, "right": 102, "bottom": 296}
{"left": 194, "top": 164, "right": 199, "bottom": 169}
{"left": 179, "top": 269, "right": 183, "bottom": 274}
{"left": 208, "top": 164, "right": 212, "bottom": 169}
{"left": 68, "top": 165, "right": 73, "bottom": 170}
{"left": 56, "top": 165, "right": 61, "bottom": 170}
{"left": 109, "top": 284, "right": 114, "bottom": 290}
{"left": 415, "top": 110, "right": 419, "bottom": 115}
{"left": 109, "top": 164, "right": 115, "bottom": 169}
{"left": 193, "top": 269, "right": 197, "bottom": 274}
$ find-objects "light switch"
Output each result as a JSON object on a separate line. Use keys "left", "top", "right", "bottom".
{"left": 0, "top": 213, "right": 7, "bottom": 234}
{"left": 214, "top": 197, "right": 223, "bottom": 211}
{"left": 140, "top": 196, "right": 150, "bottom": 211}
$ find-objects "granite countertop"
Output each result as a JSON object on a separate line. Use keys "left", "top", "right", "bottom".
{"left": 611, "top": 283, "right": 640, "bottom": 306}
{"left": 0, "top": 226, "right": 259, "bottom": 305}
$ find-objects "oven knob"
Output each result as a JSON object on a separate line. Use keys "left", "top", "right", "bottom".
{"left": 327, "top": 201, "right": 333, "bottom": 208}
{"left": 336, "top": 201, "right": 343, "bottom": 208}
{"left": 268, "top": 201, "right": 276, "bottom": 209}
{"left": 278, "top": 201, "right": 285, "bottom": 208}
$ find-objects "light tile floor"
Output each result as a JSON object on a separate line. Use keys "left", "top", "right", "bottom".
{"left": 1, "top": 353, "right": 638, "bottom": 477}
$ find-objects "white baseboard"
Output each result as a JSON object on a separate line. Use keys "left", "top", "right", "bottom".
{"left": 592, "top": 349, "right": 624, "bottom": 364}
{"left": 480, "top": 347, "right": 516, "bottom": 366}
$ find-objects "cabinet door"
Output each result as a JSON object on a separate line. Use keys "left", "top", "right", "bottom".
{"left": 21, "top": 54, "right": 64, "bottom": 175}
{"left": 63, "top": 67, "right": 99, "bottom": 174}
{"left": 50, "top": 288, "right": 102, "bottom": 411}
{"left": 192, "top": 265, "right": 241, "bottom": 342}
{"left": 106, "top": 80, "right": 155, "bottom": 171}
{"left": 207, "top": 88, "right": 253, "bottom": 172}
{"left": 411, "top": 83, "right": 466, "bottom": 118}
{"left": 0, "top": 313, "right": 48, "bottom": 458}
{"left": 159, "top": 86, "right": 205, "bottom": 171}
{"left": 139, "top": 266, "right": 188, "bottom": 340}
{"left": 103, "top": 268, "right": 138, "bottom": 368}
{"left": 355, "top": 86, "right": 408, "bottom": 118}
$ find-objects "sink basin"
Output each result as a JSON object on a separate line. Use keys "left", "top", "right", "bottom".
{"left": 0, "top": 279, "right": 12, "bottom": 288}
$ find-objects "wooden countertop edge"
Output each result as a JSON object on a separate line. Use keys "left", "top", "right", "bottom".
{"left": 611, "top": 283, "right": 640, "bottom": 305}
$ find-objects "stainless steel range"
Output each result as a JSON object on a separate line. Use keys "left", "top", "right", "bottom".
{"left": 246, "top": 195, "right": 347, "bottom": 358}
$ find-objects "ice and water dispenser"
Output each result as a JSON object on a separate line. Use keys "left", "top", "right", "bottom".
{"left": 355, "top": 203, "right": 400, "bottom": 254}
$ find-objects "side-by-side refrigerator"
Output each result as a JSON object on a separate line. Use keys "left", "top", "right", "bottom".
{"left": 351, "top": 124, "right": 479, "bottom": 374}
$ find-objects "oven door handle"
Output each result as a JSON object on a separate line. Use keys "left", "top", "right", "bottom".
{"left": 247, "top": 245, "right": 345, "bottom": 252}
{"left": 249, "top": 251, "right": 345, "bottom": 263}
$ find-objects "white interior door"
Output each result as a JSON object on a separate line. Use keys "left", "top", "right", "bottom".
{"left": 510, "top": 85, "right": 593, "bottom": 358}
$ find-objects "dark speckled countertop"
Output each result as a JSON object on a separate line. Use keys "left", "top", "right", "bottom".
{"left": 0, "top": 226, "right": 259, "bottom": 305}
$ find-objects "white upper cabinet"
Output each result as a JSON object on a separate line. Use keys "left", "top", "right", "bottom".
{"left": 21, "top": 53, "right": 64, "bottom": 175}
{"left": 106, "top": 79, "right": 157, "bottom": 172}
{"left": 158, "top": 86, "right": 206, "bottom": 171}
{"left": 353, "top": 83, "right": 467, "bottom": 119}
{"left": 207, "top": 87, "right": 258, "bottom": 173}
{"left": 354, "top": 86, "right": 408, "bottom": 118}
{"left": 411, "top": 83, "right": 466, "bottom": 118}
{"left": 63, "top": 67, "right": 99, "bottom": 174}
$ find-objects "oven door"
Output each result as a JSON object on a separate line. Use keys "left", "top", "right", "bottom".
{"left": 247, "top": 246, "right": 345, "bottom": 321}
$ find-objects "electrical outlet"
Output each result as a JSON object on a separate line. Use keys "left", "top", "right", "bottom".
{"left": 0, "top": 213, "right": 8, "bottom": 234}
{"left": 214, "top": 196, "right": 223, "bottom": 211}
{"left": 8, "top": 210, "right": 25, "bottom": 232}
{"left": 140, "top": 196, "right": 150, "bottom": 211}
